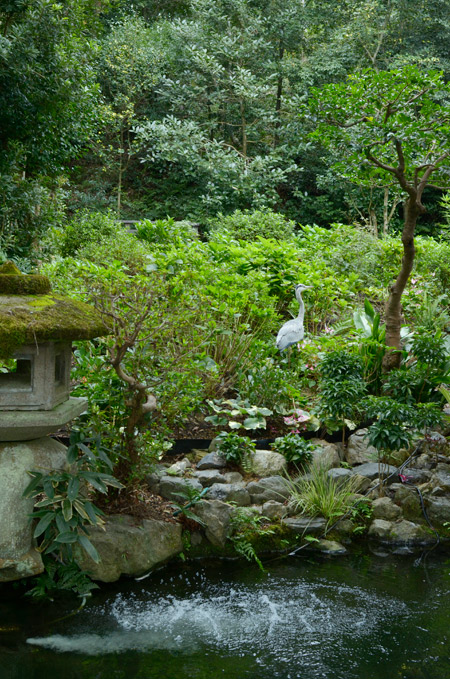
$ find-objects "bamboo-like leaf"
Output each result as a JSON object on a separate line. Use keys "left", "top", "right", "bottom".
{"left": 78, "top": 534, "right": 100, "bottom": 563}
{"left": 33, "top": 513, "right": 54, "bottom": 538}
{"left": 67, "top": 477, "right": 80, "bottom": 502}
{"left": 62, "top": 499, "right": 73, "bottom": 522}
{"left": 22, "top": 472, "right": 43, "bottom": 498}
{"left": 54, "top": 531, "right": 78, "bottom": 543}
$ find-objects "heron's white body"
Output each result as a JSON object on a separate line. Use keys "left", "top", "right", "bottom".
{"left": 276, "top": 284, "right": 310, "bottom": 352}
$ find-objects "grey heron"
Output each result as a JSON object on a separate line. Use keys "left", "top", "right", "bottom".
{"left": 276, "top": 283, "right": 312, "bottom": 352}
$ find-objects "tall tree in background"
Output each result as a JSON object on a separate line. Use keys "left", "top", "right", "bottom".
{"left": 306, "top": 66, "right": 450, "bottom": 370}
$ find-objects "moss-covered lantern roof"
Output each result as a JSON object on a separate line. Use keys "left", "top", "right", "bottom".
{"left": 0, "top": 261, "right": 110, "bottom": 359}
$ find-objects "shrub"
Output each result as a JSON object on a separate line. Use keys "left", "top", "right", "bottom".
{"left": 215, "top": 431, "right": 256, "bottom": 469}
{"left": 271, "top": 434, "right": 315, "bottom": 468}
{"left": 135, "top": 217, "right": 198, "bottom": 247}
{"left": 55, "top": 211, "right": 120, "bottom": 257}
{"left": 287, "top": 463, "right": 360, "bottom": 526}
{"left": 209, "top": 208, "right": 295, "bottom": 242}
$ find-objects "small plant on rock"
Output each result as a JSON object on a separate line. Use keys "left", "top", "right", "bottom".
{"left": 271, "top": 434, "right": 316, "bottom": 469}
{"left": 215, "top": 431, "right": 255, "bottom": 471}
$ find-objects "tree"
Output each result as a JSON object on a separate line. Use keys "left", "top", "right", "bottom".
{"left": 0, "top": 0, "right": 101, "bottom": 258}
{"left": 305, "top": 66, "right": 450, "bottom": 370}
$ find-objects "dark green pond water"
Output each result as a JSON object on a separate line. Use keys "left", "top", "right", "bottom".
{"left": 1, "top": 550, "right": 450, "bottom": 679}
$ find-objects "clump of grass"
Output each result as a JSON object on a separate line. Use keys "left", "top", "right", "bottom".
{"left": 287, "top": 463, "right": 360, "bottom": 527}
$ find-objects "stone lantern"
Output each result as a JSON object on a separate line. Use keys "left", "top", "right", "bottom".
{"left": 0, "top": 261, "right": 108, "bottom": 581}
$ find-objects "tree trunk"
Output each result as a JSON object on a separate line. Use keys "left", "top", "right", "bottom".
{"left": 382, "top": 196, "right": 422, "bottom": 371}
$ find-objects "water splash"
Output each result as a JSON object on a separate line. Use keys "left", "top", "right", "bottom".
{"left": 27, "top": 575, "right": 409, "bottom": 670}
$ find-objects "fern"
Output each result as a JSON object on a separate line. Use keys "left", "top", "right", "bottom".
{"left": 231, "top": 535, "right": 264, "bottom": 571}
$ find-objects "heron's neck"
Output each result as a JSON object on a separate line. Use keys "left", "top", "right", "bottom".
{"left": 297, "top": 295, "right": 304, "bottom": 317}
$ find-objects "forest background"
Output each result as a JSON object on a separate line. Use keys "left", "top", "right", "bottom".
{"left": 2, "top": 0, "right": 450, "bottom": 259}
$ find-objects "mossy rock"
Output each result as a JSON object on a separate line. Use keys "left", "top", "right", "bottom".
{"left": 0, "top": 261, "right": 51, "bottom": 295}
{"left": 0, "top": 294, "right": 110, "bottom": 359}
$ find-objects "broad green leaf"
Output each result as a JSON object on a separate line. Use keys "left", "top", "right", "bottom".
{"left": 78, "top": 534, "right": 100, "bottom": 563}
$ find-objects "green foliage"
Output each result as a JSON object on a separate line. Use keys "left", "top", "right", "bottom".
{"left": 209, "top": 209, "right": 295, "bottom": 242}
{"left": 54, "top": 211, "right": 121, "bottom": 258}
{"left": 205, "top": 399, "right": 273, "bottom": 431}
{"left": 26, "top": 557, "right": 99, "bottom": 601}
{"left": 215, "top": 431, "right": 256, "bottom": 470}
{"left": 23, "top": 429, "right": 122, "bottom": 596}
{"left": 229, "top": 508, "right": 276, "bottom": 572}
{"left": 307, "top": 66, "right": 450, "bottom": 194}
{"left": 271, "top": 434, "right": 315, "bottom": 468}
{"left": 136, "top": 218, "right": 198, "bottom": 248}
{"left": 317, "top": 351, "right": 367, "bottom": 436}
{"left": 353, "top": 299, "right": 386, "bottom": 393}
{"left": 364, "top": 396, "right": 443, "bottom": 455}
{"left": 287, "top": 464, "right": 360, "bottom": 526}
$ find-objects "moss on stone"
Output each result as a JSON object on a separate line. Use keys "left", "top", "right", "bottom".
{"left": 0, "top": 294, "right": 110, "bottom": 359}
{"left": 0, "top": 261, "right": 21, "bottom": 275}
{"left": 0, "top": 275, "right": 51, "bottom": 295}
{"left": 0, "top": 262, "right": 51, "bottom": 295}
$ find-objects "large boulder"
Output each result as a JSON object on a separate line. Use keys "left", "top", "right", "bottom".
{"left": 0, "top": 437, "right": 69, "bottom": 582}
{"left": 371, "top": 497, "right": 402, "bottom": 521}
{"left": 192, "top": 469, "right": 228, "bottom": 486}
{"left": 158, "top": 476, "right": 203, "bottom": 502}
{"left": 191, "top": 500, "right": 233, "bottom": 548}
{"left": 345, "top": 429, "right": 378, "bottom": 465}
{"left": 426, "top": 497, "right": 450, "bottom": 526}
{"left": 352, "top": 462, "right": 398, "bottom": 483}
{"left": 196, "top": 452, "right": 226, "bottom": 470}
{"left": 207, "top": 483, "right": 250, "bottom": 506}
{"left": 310, "top": 439, "right": 340, "bottom": 468}
{"left": 251, "top": 450, "right": 287, "bottom": 477}
{"left": 75, "top": 515, "right": 183, "bottom": 582}
{"left": 247, "top": 476, "right": 291, "bottom": 504}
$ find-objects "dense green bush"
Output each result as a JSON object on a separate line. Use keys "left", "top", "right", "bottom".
{"left": 54, "top": 211, "right": 121, "bottom": 258}
{"left": 209, "top": 209, "right": 295, "bottom": 242}
{"left": 135, "top": 218, "right": 198, "bottom": 247}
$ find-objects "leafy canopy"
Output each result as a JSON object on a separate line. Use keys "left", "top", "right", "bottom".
{"left": 305, "top": 66, "right": 450, "bottom": 194}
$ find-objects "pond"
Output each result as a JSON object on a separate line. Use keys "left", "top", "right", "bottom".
{"left": 2, "top": 550, "right": 450, "bottom": 679}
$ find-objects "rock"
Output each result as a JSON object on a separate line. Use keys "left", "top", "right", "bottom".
{"left": 145, "top": 465, "right": 168, "bottom": 490}
{"left": 413, "top": 454, "right": 433, "bottom": 470}
{"left": 196, "top": 452, "right": 226, "bottom": 470}
{"left": 232, "top": 505, "right": 263, "bottom": 520}
{"left": 327, "top": 468, "right": 353, "bottom": 485}
{"left": 192, "top": 500, "right": 233, "bottom": 547}
{"left": 312, "top": 539, "right": 347, "bottom": 555}
{"left": 330, "top": 519, "right": 355, "bottom": 540}
{"left": 207, "top": 483, "right": 250, "bottom": 506}
{"left": 345, "top": 429, "right": 378, "bottom": 465}
{"left": 165, "top": 458, "right": 192, "bottom": 476}
{"left": 262, "top": 501, "right": 287, "bottom": 520}
{"left": 224, "top": 471, "right": 243, "bottom": 483}
{"left": 310, "top": 439, "right": 340, "bottom": 468}
{"left": 192, "top": 470, "right": 228, "bottom": 486}
{"left": 389, "top": 520, "right": 433, "bottom": 544}
{"left": 251, "top": 450, "right": 287, "bottom": 477}
{"left": 158, "top": 476, "right": 203, "bottom": 502}
{"left": 368, "top": 519, "right": 394, "bottom": 540}
{"left": 352, "top": 473, "right": 372, "bottom": 493}
{"left": 426, "top": 497, "right": 450, "bottom": 526}
{"left": 352, "top": 462, "right": 398, "bottom": 483}
{"left": 0, "top": 437, "right": 70, "bottom": 582}
{"left": 75, "top": 515, "right": 183, "bottom": 582}
{"left": 393, "top": 485, "right": 422, "bottom": 520}
{"left": 281, "top": 516, "right": 327, "bottom": 535}
{"left": 372, "top": 497, "right": 402, "bottom": 521}
{"left": 431, "top": 469, "right": 450, "bottom": 492}
{"left": 399, "top": 468, "right": 432, "bottom": 484}
{"left": 247, "top": 476, "right": 291, "bottom": 504}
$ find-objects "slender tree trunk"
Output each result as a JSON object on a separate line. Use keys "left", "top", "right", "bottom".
{"left": 274, "top": 42, "right": 284, "bottom": 148}
{"left": 382, "top": 196, "right": 422, "bottom": 371}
